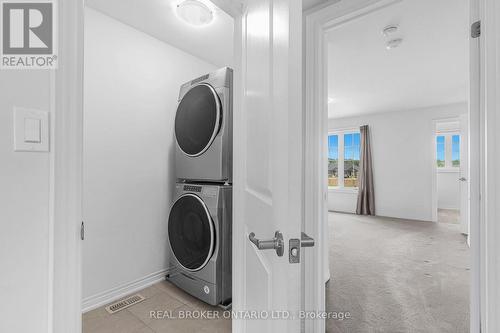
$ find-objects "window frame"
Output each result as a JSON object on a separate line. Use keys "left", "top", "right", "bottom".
{"left": 328, "top": 128, "right": 361, "bottom": 192}
{"left": 435, "top": 131, "right": 461, "bottom": 172}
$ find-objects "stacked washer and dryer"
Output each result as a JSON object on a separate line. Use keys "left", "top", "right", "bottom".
{"left": 166, "top": 67, "right": 233, "bottom": 307}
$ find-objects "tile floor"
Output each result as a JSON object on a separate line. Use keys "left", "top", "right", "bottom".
{"left": 438, "top": 208, "right": 461, "bottom": 224}
{"left": 83, "top": 280, "right": 231, "bottom": 333}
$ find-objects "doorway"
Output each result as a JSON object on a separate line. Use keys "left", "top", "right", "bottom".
{"left": 81, "top": 1, "right": 234, "bottom": 332}
{"left": 305, "top": 0, "right": 479, "bottom": 332}
{"left": 434, "top": 117, "right": 469, "bottom": 239}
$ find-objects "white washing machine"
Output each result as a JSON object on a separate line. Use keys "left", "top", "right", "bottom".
{"left": 166, "top": 182, "right": 232, "bottom": 306}
{"left": 174, "top": 67, "right": 233, "bottom": 183}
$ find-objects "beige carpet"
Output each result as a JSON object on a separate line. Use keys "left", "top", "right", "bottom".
{"left": 326, "top": 212, "right": 470, "bottom": 333}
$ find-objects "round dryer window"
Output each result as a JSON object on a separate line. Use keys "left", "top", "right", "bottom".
{"left": 168, "top": 194, "right": 215, "bottom": 271}
{"left": 174, "top": 83, "right": 221, "bottom": 156}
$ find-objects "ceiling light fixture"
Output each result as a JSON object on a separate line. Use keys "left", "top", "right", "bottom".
{"left": 176, "top": 0, "right": 214, "bottom": 27}
{"left": 386, "top": 38, "right": 403, "bottom": 50}
{"left": 328, "top": 97, "right": 337, "bottom": 104}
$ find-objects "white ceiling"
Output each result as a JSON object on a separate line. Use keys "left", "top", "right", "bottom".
{"left": 303, "top": 0, "right": 328, "bottom": 11}
{"left": 303, "top": 0, "right": 340, "bottom": 11}
{"left": 86, "top": 0, "right": 234, "bottom": 68}
{"left": 327, "top": 0, "right": 468, "bottom": 119}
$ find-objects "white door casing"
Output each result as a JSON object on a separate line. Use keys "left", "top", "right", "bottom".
{"left": 232, "top": 0, "right": 303, "bottom": 332}
{"left": 459, "top": 113, "right": 469, "bottom": 238}
{"left": 468, "top": 0, "right": 481, "bottom": 329}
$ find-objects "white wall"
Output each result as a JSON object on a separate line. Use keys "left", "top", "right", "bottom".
{"left": 83, "top": 8, "right": 217, "bottom": 307}
{"left": 0, "top": 73, "right": 51, "bottom": 333}
{"left": 438, "top": 171, "right": 460, "bottom": 209}
{"left": 328, "top": 102, "right": 467, "bottom": 221}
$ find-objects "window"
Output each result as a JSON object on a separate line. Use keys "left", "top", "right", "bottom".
{"left": 452, "top": 135, "right": 460, "bottom": 167}
{"left": 344, "top": 133, "right": 360, "bottom": 187}
{"left": 328, "top": 135, "right": 338, "bottom": 186}
{"left": 328, "top": 130, "right": 361, "bottom": 188}
{"left": 436, "top": 133, "right": 460, "bottom": 169}
{"left": 436, "top": 136, "right": 445, "bottom": 167}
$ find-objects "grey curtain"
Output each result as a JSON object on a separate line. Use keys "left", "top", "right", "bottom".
{"left": 356, "top": 125, "right": 375, "bottom": 215}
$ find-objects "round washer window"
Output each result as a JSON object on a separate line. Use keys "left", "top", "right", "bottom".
{"left": 174, "top": 84, "right": 221, "bottom": 156}
{"left": 168, "top": 194, "right": 215, "bottom": 271}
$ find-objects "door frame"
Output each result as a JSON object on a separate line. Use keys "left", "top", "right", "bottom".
{"left": 303, "top": 0, "right": 493, "bottom": 332}
{"left": 477, "top": 0, "right": 500, "bottom": 331}
{"left": 303, "top": 2, "right": 405, "bottom": 332}
{"left": 50, "top": 1, "right": 247, "bottom": 332}
{"left": 51, "top": 0, "right": 84, "bottom": 332}
{"left": 431, "top": 116, "right": 465, "bottom": 225}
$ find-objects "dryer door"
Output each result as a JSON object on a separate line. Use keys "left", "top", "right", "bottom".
{"left": 168, "top": 193, "right": 215, "bottom": 271}
{"left": 175, "top": 83, "right": 221, "bottom": 157}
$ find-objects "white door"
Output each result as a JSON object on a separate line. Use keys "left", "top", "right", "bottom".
{"left": 232, "top": 0, "right": 304, "bottom": 332}
{"left": 459, "top": 113, "right": 469, "bottom": 239}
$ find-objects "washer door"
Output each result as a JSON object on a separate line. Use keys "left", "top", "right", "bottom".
{"left": 168, "top": 194, "right": 215, "bottom": 271}
{"left": 175, "top": 83, "right": 221, "bottom": 157}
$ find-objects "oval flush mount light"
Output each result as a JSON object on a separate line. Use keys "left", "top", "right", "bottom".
{"left": 386, "top": 38, "right": 403, "bottom": 50}
{"left": 176, "top": 0, "right": 214, "bottom": 27}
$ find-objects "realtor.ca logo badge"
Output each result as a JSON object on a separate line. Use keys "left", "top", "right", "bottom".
{"left": 1, "top": 0, "right": 58, "bottom": 69}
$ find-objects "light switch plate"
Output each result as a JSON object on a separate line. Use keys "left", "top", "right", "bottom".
{"left": 24, "top": 118, "right": 41, "bottom": 143}
{"left": 14, "top": 107, "right": 49, "bottom": 152}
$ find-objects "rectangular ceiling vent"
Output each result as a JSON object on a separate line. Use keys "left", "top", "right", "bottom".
{"left": 105, "top": 294, "right": 145, "bottom": 314}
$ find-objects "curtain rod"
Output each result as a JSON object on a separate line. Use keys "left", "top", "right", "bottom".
{"left": 328, "top": 124, "right": 369, "bottom": 132}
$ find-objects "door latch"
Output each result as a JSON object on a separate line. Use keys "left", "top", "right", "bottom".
{"left": 289, "top": 232, "right": 315, "bottom": 263}
{"left": 248, "top": 230, "right": 284, "bottom": 257}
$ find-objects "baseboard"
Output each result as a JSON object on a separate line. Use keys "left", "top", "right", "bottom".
{"left": 82, "top": 269, "right": 168, "bottom": 313}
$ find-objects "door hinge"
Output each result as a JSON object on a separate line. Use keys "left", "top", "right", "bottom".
{"left": 471, "top": 21, "right": 481, "bottom": 38}
{"left": 81, "top": 221, "right": 85, "bottom": 240}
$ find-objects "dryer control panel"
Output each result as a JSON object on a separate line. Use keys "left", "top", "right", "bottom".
{"left": 183, "top": 185, "right": 202, "bottom": 193}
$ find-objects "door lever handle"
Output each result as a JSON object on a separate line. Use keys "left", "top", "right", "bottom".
{"left": 248, "top": 231, "right": 284, "bottom": 257}
{"left": 459, "top": 177, "right": 467, "bottom": 182}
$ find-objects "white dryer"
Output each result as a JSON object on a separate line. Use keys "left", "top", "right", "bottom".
{"left": 174, "top": 67, "right": 233, "bottom": 183}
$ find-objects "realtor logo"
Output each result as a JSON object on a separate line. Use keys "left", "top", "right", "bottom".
{"left": 1, "top": 0, "right": 58, "bottom": 69}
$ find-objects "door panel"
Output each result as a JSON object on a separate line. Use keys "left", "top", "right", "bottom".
{"left": 233, "top": 0, "right": 303, "bottom": 332}
{"left": 245, "top": 239, "right": 272, "bottom": 330}
{"left": 245, "top": 3, "right": 272, "bottom": 194}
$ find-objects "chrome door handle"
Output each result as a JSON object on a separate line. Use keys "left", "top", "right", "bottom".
{"left": 248, "top": 231, "right": 284, "bottom": 257}
{"left": 459, "top": 177, "right": 467, "bottom": 182}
